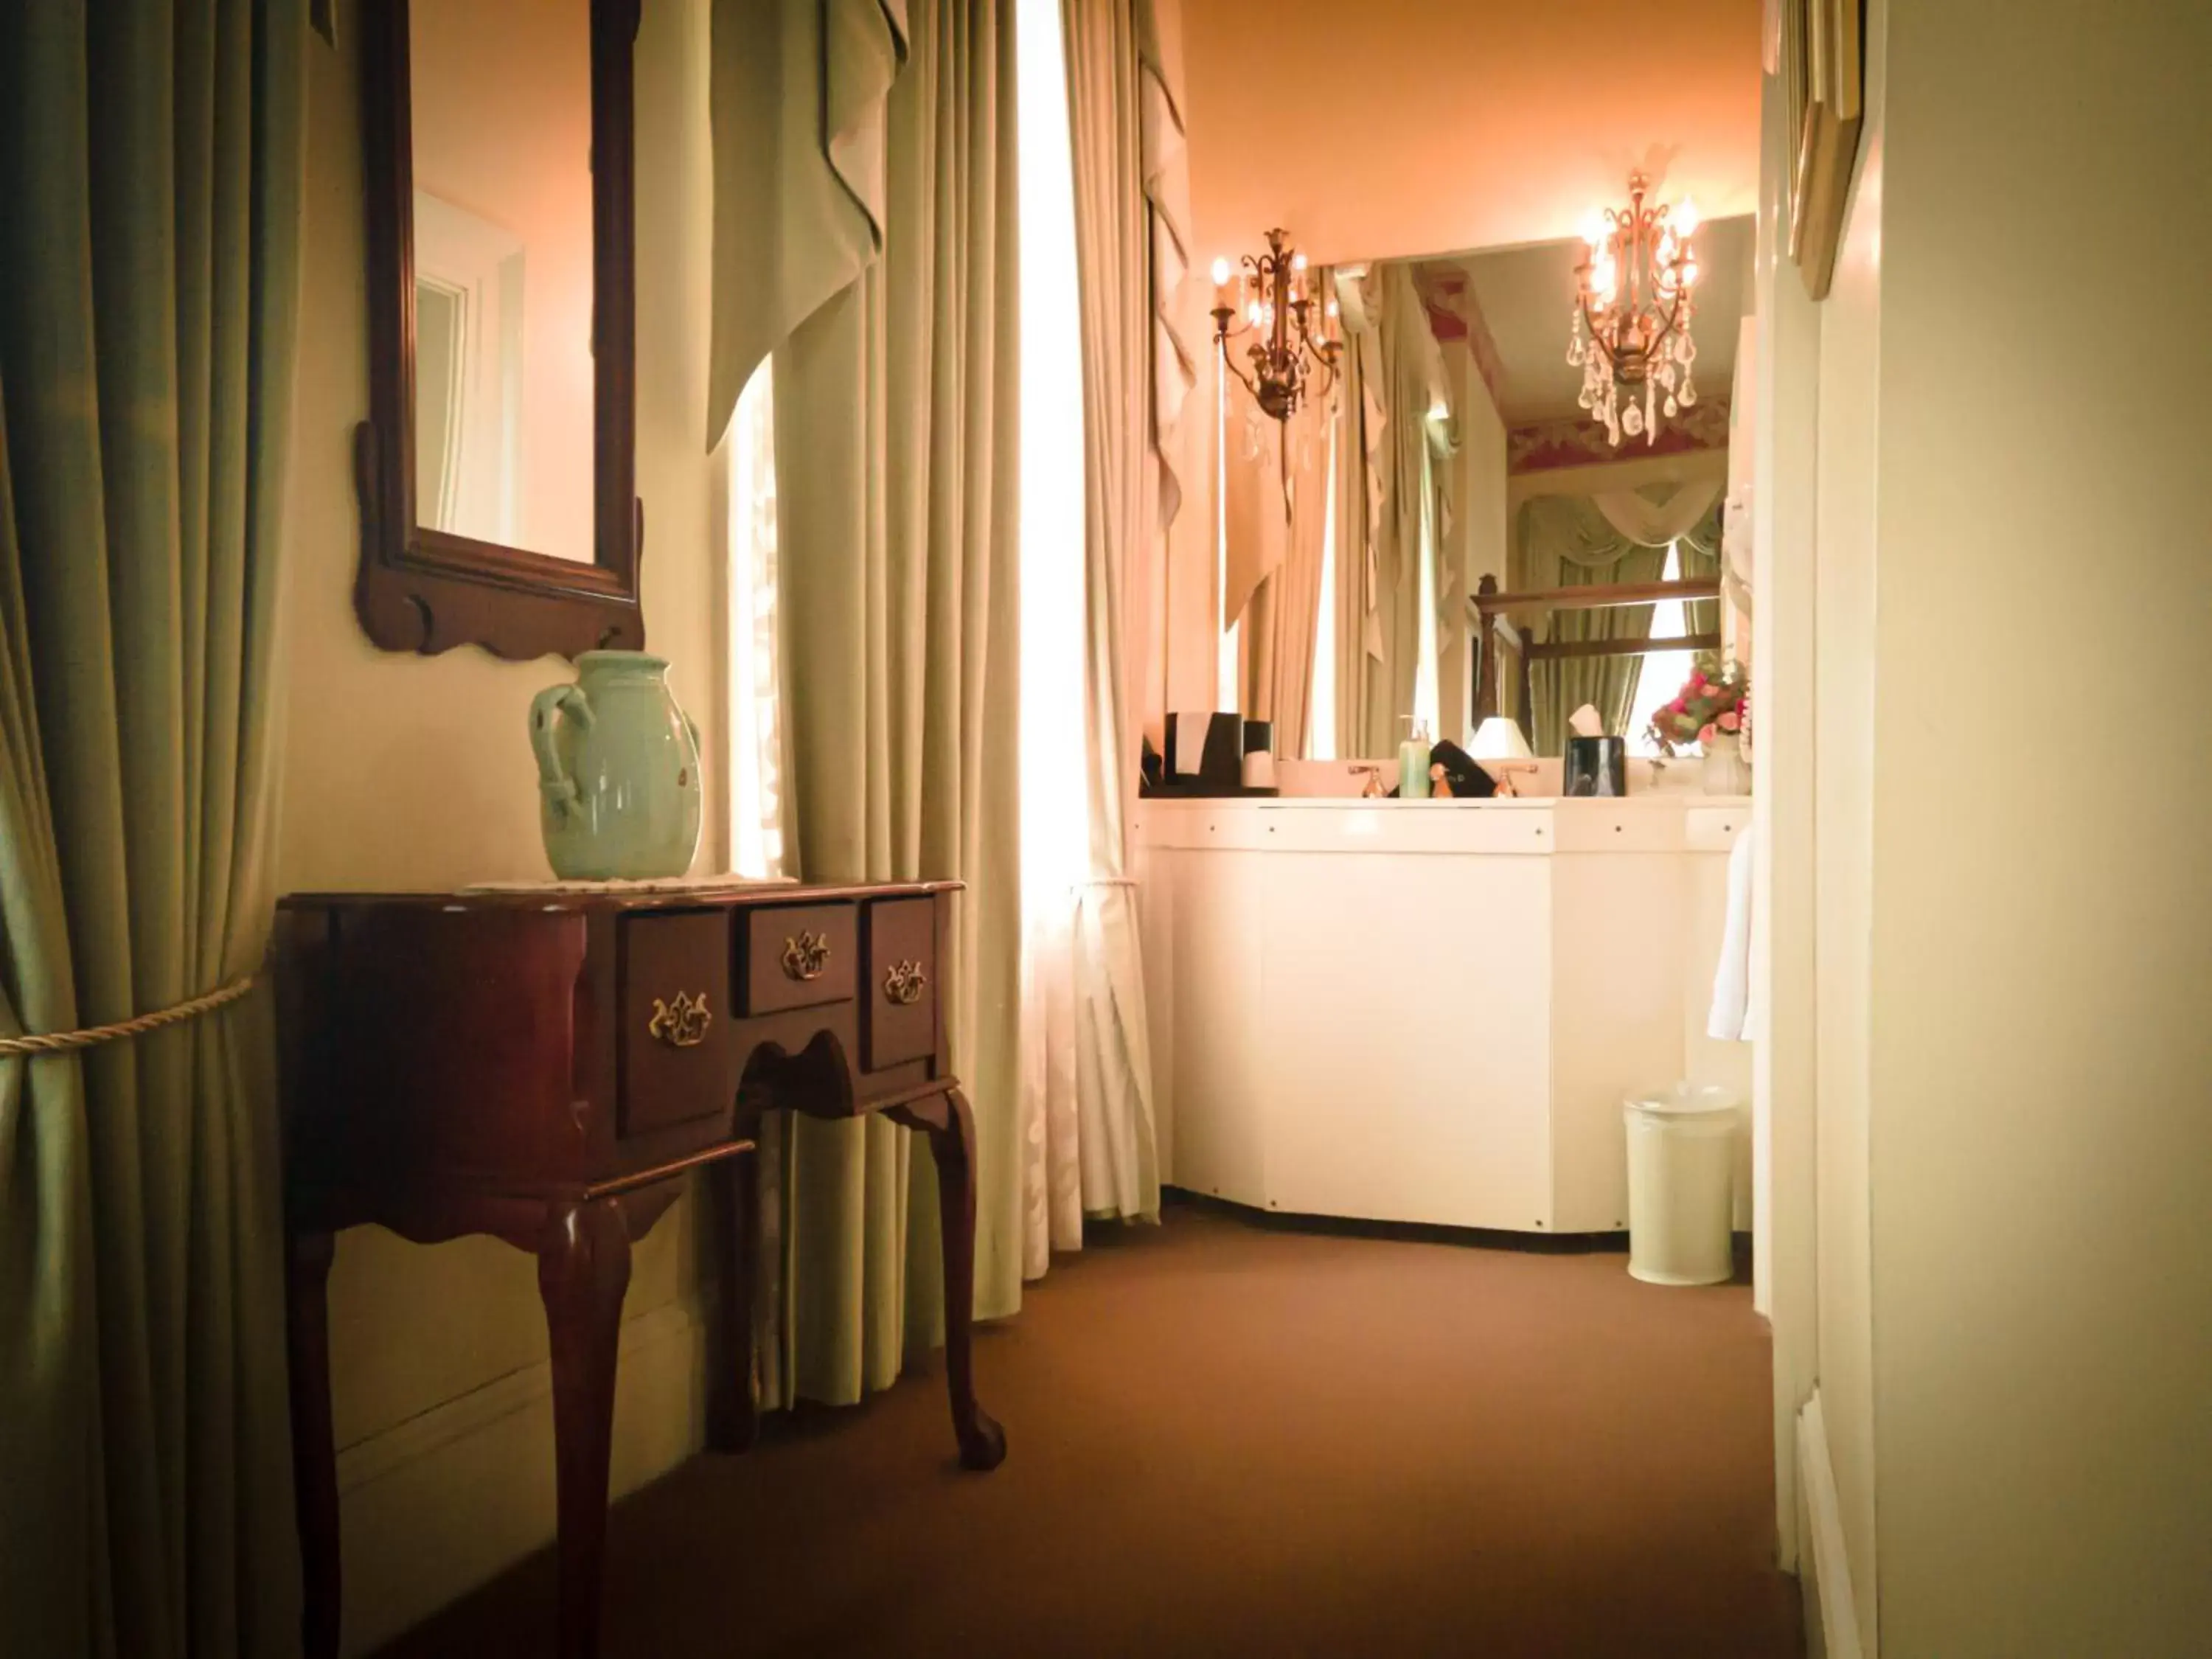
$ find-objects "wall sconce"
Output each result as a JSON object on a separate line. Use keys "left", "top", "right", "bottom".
{"left": 1211, "top": 229, "right": 1342, "bottom": 422}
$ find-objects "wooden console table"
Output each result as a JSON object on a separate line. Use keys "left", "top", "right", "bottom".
{"left": 274, "top": 881, "right": 1006, "bottom": 1659}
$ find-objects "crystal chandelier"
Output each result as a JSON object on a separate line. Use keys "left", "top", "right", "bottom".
{"left": 1210, "top": 229, "right": 1342, "bottom": 422}
{"left": 1569, "top": 173, "right": 1701, "bottom": 446}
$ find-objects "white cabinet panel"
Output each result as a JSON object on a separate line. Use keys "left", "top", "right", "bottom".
{"left": 1135, "top": 800, "right": 1745, "bottom": 1238}
{"left": 1260, "top": 852, "right": 1554, "bottom": 1230}
{"left": 1165, "top": 849, "right": 1270, "bottom": 1207}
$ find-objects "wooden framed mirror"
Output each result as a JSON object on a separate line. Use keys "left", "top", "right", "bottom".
{"left": 352, "top": 0, "right": 644, "bottom": 659}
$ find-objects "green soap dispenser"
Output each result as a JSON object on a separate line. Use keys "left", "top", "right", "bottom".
{"left": 1397, "top": 717, "right": 1431, "bottom": 800}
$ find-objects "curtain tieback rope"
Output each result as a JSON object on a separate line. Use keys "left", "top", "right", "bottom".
{"left": 0, "top": 973, "right": 259, "bottom": 1058}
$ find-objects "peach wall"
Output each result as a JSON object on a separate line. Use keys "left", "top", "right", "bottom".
{"left": 1183, "top": 0, "right": 1762, "bottom": 269}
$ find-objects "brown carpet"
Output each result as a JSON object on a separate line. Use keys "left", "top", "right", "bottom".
{"left": 375, "top": 1200, "right": 1803, "bottom": 1659}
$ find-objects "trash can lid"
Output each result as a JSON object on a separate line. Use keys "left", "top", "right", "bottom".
{"left": 1624, "top": 1082, "right": 1740, "bottom": 1121}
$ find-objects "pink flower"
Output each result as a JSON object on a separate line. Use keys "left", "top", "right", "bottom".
{"left": 1718, "top": 709, "right": 1741, "bottom": 732}
{"left": 1667, "top": 697, "right": 1687, "bottom": 714}
{"left": 1689, "top": 669, "right": 1707, "bottom": 688}
{"left": 1699, "top": 723, "right": 1718, "bottom": 746}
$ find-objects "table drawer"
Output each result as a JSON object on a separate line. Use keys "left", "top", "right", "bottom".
{"left": 619, "top": 911, "right": 736, "bottom": 1137}
{"left": 741, "top": 902, "right": 858, "bottom": 1015}
{"left": 864, "top": 897, "right": 938, "bottom": 1071}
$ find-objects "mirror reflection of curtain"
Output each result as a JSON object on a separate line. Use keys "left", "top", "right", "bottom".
{"left": 1329, "top": 270, "right": 1390, "bottom": 757}
{"left": 1377, "top": 265, "right": 1433, "bottom": 753}
{"left": 1229, "top": 392, "right": 1329, "bottom": 754}
{"left": 1680, "top": 526, "right": 1722, "bottom": 638}
{"left": 1519, "top": 480, "right": 1723, "bottom": 751}
{"left": 1423, "top": 382, "right": 1461, "bottom": 741}
{"left": 1537, "top": 543, "right": 1670, "bottom": 749}
{"left": 1320, "top": 263, "right": 1441, "bottom": 761}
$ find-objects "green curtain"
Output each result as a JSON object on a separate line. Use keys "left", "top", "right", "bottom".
{"left": 1534, "top": 545, "right": 1672, "bottom": 751}
{"left": 0, "top": 2, "right": 306, "bottom": 1655}
{"left": 1678, "top": 508, "right": 1724, "bottom": 639}
{"left": 1520, "top": 487, "right": 1723, "bottom": 752}
{"left": 706, "top": 0, "right": 908, "bottom": 444}
{"left": 757, "top": 0, "right": 1022, "bottom": 1406}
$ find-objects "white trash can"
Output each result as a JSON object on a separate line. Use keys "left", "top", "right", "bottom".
{"left": 1624, "top": 1084, "right": 1740, "bottom": 1286}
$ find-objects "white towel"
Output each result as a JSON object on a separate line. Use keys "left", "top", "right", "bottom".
{"left": 1708, "top": 821, "right": 1757, "bottom": 1042}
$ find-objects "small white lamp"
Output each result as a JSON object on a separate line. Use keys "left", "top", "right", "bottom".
{"left": 1470, "top": 717, "right": 1539, "bottom": 796}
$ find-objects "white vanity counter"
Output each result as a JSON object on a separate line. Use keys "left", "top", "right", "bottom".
{"left": 1133, "top": 795, "right": 1750, "bottom": 1235}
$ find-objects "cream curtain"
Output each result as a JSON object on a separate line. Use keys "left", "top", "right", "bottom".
{"left": 707, "top": 0, "right": 908, "bottom": 442}
{"left": 0, "top": 1, "right": 307, "bottom": 1649}
{"left": 716, "top": 0, "right": 1023, "bottom": 1406}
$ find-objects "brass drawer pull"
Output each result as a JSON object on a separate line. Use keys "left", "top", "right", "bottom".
{"left": 884, "top": 960, "right": 927, "bottom": 1006}
{"left": 647, "top": 990, "right": 712, "bottom": 1049}
{"left": 782, "top": 931, "right": 833, "bottom": 982}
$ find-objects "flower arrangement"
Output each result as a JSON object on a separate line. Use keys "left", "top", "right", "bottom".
{"left": 1644, "top": 658, "right": 1748, "bottom": 757}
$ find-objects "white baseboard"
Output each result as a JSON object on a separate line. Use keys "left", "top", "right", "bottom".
{"left": 335, "top": 1298, "right": 708, "bottom": 1658}
{"left": 1796, "top": 1390, "right": 1867, "bottom": 1659}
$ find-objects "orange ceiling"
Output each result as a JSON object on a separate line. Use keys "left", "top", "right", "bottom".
{"left": 1183, "top": 0, "right": 1764, "bottom": 268}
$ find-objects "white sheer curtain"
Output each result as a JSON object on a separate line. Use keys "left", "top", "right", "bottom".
{"left": 1014, "top": 0, "right": 1178, "bottom": 1276}
{"left": 1015, "top": 0, "right": 1093, "bottom": 1273}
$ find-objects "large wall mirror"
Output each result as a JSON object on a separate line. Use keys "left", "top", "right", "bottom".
{"left": 353, "top": 0, "right": 644, "bottom": 658}
{"left": 1220, "top": 201, "right": 1753, "bottom": 766}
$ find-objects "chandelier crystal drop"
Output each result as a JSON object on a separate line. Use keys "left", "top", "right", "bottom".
{"left": 1211, "top": 229, "right": 1342, "bottom": 424}
{"left": 1568, "top": 173, "right": 1700, "bottom": 448}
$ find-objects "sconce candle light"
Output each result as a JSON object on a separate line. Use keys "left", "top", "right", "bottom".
{"left": 1211, "top": 228, "right": 1342, "bottom": 422}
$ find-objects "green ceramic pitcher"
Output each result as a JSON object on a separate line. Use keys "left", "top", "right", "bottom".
{"left": 529, "top": 651, "right": 703, "bottom": 880}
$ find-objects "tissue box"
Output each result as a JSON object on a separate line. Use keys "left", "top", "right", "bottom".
{"left": 1564, "top": 736, "right": 1627, "bottom": 797}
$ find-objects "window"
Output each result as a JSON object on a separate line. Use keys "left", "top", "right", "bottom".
{"left": 724, "top": 358, "right": 785, "bottom": 878}
{"left": 1625, "top": 541, "right": 1698, "bottom": 757}
{"left": 1016, "top": 0, "right": 1087, "bottom": 908}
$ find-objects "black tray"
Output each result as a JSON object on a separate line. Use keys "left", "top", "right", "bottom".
{"left": 1138, "top": 782, "right": 1280, "bottom": 799}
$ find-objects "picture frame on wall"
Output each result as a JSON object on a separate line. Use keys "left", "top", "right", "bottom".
{"left": 1780, "top": 0, "right": 1865, "bottom": 300}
